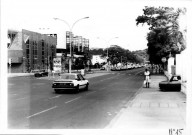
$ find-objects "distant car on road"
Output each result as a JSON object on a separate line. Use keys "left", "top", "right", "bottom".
{"left": 159, "top": 75, "right": 181, "bottom": 91}
{"left": 33, "top": 69, "right": 48, "bottom": 77}
{"left": 100, "top": 67, "right": 105, "bottom": 70}
{"left": 52, "top": 73, "right": 89, "bottom": 93}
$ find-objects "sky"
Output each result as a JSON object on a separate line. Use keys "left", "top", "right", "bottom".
{"left": 2, "top": 0, "right": 190, "bottom": 51}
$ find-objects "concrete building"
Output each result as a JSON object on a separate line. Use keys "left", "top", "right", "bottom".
{"left": 45, "top": 30, "right": 89, "bottom": 71}
{"left": 7, "top": 29, "right": 57, "bottom": 73}
{"left": 42, "top": 29, "right": 89, "bottom": 57}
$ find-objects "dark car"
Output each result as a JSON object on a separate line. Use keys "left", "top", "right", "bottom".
{"left": 159, "top": 75, "right": 181, "bottom": 91}
{"left": 34, "top": 70, "right": 48, "bottom": 77}
{"left": 100, "top": 67, "right": 105, "bottom": 70}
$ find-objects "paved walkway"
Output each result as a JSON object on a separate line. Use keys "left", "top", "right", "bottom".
{"left": 106, "top": 75, "right": 186, "bottom": 134}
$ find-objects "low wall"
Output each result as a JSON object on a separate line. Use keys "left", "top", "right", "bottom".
{"left": 164, "top": 71, "right": 186, "bottom": 95}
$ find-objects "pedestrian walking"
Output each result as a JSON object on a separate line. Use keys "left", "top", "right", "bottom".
{"left": 144, "top": 68, "right": 150, "bottom": 88}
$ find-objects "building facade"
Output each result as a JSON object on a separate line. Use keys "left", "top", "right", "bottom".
{"left": 8, "top": 29, "right": 57, "bottom": 73}
{"left": 47, "top": 31, "right": 90, "bottom": 71}
{"left": 66, "top": 32, "right": 89, "bottom": 57}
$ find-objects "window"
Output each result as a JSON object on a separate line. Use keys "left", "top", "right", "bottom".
{"left": 66, "top": 38, "right": 70, "bottom": 43}
{"left": 26, "top": 49, "right": 30, "bottom": 55}
{"left": 26, "top": 44, "right": 29, "bottom": 49}
{"left": 42, "top": 40, "right": 45, "bottom": 51}
{"left": 7, "top": 43, "right": 10, "bottom": 48}
{"left": 78, "top": 74, "right": 85, "bottom": 80}
{"left": 26, "top": 39, "right": 29, "bottom": 44}
{"left": 60, "top": 74, "right": 76, "bottom": 80}
{"left": 33, "top": 41, "right": 38, "bottom": 63}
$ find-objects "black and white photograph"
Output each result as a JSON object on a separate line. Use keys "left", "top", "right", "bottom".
{"left": 0, "top": 0, "right": 192, "bottom": 134}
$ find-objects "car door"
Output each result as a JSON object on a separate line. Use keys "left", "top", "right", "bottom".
{"left": 78, "top": 74, "right": 86, "bottom": 89}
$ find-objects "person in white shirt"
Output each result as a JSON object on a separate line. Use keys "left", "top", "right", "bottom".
{"left": 144, "top": 69, "right": 150, "bottom": 88}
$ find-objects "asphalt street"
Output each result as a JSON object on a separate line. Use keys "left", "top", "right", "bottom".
{"left": 8, "top": 68, "right": 145, "bottom": 129}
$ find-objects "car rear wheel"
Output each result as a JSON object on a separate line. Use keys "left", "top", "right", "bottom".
{"left": 85, "top": 83, "right": 89, "bottom": 91}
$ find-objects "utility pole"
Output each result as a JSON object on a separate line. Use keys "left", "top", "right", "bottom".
{"left": 54, "top": 17, "right": 89, "bottom": 73}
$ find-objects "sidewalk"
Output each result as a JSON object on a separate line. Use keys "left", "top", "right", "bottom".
{"left": 106, "top": 75, "right": 186, "bottom": 134}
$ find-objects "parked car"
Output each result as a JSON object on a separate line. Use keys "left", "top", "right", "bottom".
{"left": 100, "top": 67, "right": 105, "bottom": 70}
{"left": 52, "top": 73, "right": 89, "bottom": 93}
{"left": 33, "top": 69, "right": 48, "bottom": 77}
{"left": 159, "top": 75, "right": 181, "bottom": 91}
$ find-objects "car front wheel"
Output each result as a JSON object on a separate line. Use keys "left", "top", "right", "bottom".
{"left": 75, "top": 85, "right": 80, "bottom": 93}
{"left": 55, "top": 89, "right": 60, "bottom": 93}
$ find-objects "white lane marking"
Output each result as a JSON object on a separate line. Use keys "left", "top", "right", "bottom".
{"left": 33, "top": 83, "right": 45, "bottom": 85}
{"left": 65, "top": 97, "right": 81, "bottom": 104}
{"left": 135, "top": 70, "right": 144, "bottom": 75}
{"left": 99, "top": 87, "right": 106, "bottom": 90}
{"left": 86, "top": 91, "right": 96, "bottom": 95}
{"left": 26, "top": 106, "right": 57, "bottom": 119}
{"left": 99, "top": 76, "right": 118, "bottom": 82}
{"left": 49, "top": 95, "right": 62, "bottom": 99}
{"left": 11, "top": 94, "right": 17, "bottom": 96}
{"left": 15, "top": 97, "right": 27, "bottom": 100}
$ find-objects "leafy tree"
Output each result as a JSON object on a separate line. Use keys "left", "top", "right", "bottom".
{"left": 136, "top": 6, "right": 186, "bottom": 64}
{"left": 89, "top": 48, "right": 105, "bottom": 55}
{"left": 89, "top": 45, "right": 146, "bottom": 65}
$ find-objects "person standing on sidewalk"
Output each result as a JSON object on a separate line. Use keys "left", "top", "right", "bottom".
{"left": 144, "top": 68, "right": 150, "bottom": 88}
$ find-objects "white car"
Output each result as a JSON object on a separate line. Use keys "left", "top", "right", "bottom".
{"left": 52, "top": 73, "right": 89, "bottom": 93}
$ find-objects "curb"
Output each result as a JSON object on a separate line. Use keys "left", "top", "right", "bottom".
{"left": 105, "top": 75, "right": 168, "bottom": 129}
{"left": 105, "top": 84, "right": 144, "bottom": 128}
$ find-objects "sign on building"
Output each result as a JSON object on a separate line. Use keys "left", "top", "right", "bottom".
{"left": 53, "top": 58, "right": 62, "bottom": 73}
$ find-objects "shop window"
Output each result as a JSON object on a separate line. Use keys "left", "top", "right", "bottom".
{"left": 26, "top": 39, "right": 29, "bottom": 44}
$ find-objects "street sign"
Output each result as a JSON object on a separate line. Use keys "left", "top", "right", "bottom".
{"left": 53, "top": 58, "right": 61, "bottom": 72}
{"left": 161, "top": 57, "right": 166, "bottom": 63}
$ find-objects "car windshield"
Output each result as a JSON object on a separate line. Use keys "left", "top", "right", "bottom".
{"left": 60, "top": 74, "right": 77, "bottom": 80}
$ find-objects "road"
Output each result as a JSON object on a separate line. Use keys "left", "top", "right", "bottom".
{"left": 8, "top": 68, "right": 145, "bottom": 129}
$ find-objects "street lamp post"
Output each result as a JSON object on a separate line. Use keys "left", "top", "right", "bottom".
{"left": 97, "top": 37, "right": 118, "bottom": 71}
{"left": 97, "top": 37, "right": 118, "bottom": 58}
{"left": 54, "top": 17, "right": 89, "bottom": 73}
